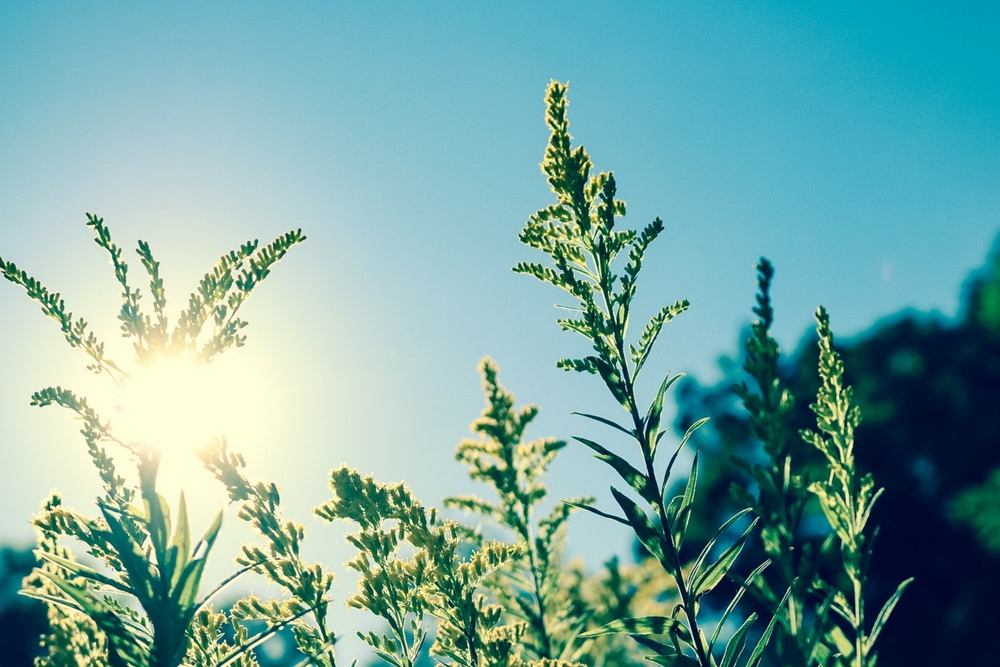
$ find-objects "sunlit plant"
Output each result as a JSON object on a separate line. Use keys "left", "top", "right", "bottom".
{"left": 513, "top": 81, "right": 911, "bottom": 667}
{"left": 730, "top": 261, "right": 911, "bottom": 667}
{"left": 1, "top": 218, "right": 337, "bottom": 667}
{"left": 2, "top": 81, "right": 910, "bottom": 667}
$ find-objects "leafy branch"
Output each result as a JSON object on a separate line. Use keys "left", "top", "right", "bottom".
{"left": 444, "top": 357, "right": 593, "bottom": 663}
{"left": 201, "top": 438, "right": 338, "bottom": 667}
{"left": 0, "top": 226, "right": 127, "bottom": 383}
{"left": 800, "top": 308, "right": 913, "bottom": 667}
{"left": 171, "top": 228, "right": 306, "bottom": 363}
{"left": 3, "top": 216, "right": 315, "bottom": 667}
{"left": 316, "top": 466, "right": 525, "bottom": 667}
{"left": 516, "top": 80, "right": 777, "bottom": 667}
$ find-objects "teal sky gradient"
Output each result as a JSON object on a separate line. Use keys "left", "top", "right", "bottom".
{"left": 1, "top": 1, "right": 998, "bottom": 652}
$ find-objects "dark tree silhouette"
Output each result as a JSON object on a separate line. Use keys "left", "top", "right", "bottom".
{"left": 0, "top": 546, "right": 48, "bottom": 667}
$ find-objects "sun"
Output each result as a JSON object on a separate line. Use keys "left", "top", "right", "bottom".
{"left": 106, "top": 351, "right": 270, "bottom": 509}
{"left": 116, "top": 355, "right": 227, "bottom": 455}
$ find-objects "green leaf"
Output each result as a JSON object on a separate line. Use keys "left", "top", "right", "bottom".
{"left": 167, "top": 492, "right": 191, "bottom": 589}
{"left": 572, "top": 411, "right": 636, "bottom": 437}
{"left": 172, "top": 510, "right": 223, "bottom": 614}
{"left": 38, "top": 571, "right": 148, "bottom": 666}
{"left": 690, "top": 508, "right": 754, "bottom": 587}
{"left": 675, "top": 449, "right": 699, "bottom": 549}
{"left": 34, "top": 550, "right": 132, "bottom": 596}
{"left": 690, "top": 516, "right": 759, "bottom": 598}
{"left": 804, "top": 587, "right": 837, "bottom": 664}
{"left": 665, "top": 494, "right": 683, "bottom": 529}
{"left": 98, "top": 504, "right": 156, "bottom": 606}
{"left": 574, "top": 436, "right": 654, "bottom": 503}
{"left": 720, "top": 612, "right": 757, "bottom": 667}
{"left": 580, "top": 616, "right": 691, "bottom": 641}
{"left": 610, "top": 487, "right": 667, "bottom": 565}
{"left": 708, "top": 558, "right": 771, "bottom": 653}
{"left": 645, "top": 656, "right": 699, "bottom": 667}
{"left": 660, "top": 418, "right": 708, "bottom": 499}
{"left": 629, "top": 635, "right": 676, "bottom": 657}
{"left": 563, "top": 500, "right": 630, "bottom": 526}
{"left": 746, "top": 586, "right": 792, "bottom": 667}
{"left": 644, "top": 374, "right": 683, "bottom": 457}
{"left": 170, "top": 492, "right": 191, "bottom": 560}
{"left": 865, "top": 577, "right": 913, "bottom": 653}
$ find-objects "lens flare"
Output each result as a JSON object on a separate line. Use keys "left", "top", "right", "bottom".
{"left": 116, "top": 356, "right": 222, "bottom": 454}
{"left": 108, "top": 352, "right": 269, "bottom": 513}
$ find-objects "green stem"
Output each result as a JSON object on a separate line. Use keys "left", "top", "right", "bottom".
{"left": 468, "top": 603, "right": 479, "bottom": 667}
{"left": 522, "top": 514, "right": 553, "bottom": 659}
{"left": 854, "top": 578, "right": 864, "bottom": 667}
{"left": 590, "top": 235, "right": 713, "bottom": 667}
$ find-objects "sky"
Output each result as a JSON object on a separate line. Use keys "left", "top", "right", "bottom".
{"left": 1, "top": 0, "right": 998, "bottom": 655}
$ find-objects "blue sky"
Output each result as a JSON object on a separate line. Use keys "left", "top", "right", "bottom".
{"left": 1, "top": 0, "right": 998, "bottom": 652}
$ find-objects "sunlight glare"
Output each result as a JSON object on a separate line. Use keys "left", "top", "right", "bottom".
{"left": 110, "top": 353, "right": 269, "bottom": 510}
{"left": 118, "top": 356, "right": 224, "bottom": 454}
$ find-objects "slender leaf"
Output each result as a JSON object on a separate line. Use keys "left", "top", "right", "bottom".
{"left": 691, "top": 508, "right": 754, "bottom": 588}
{"left": 573, "top": 411, "right": 635, "bottom": 437}
{"left": 660, "top": 418, "right": 709, "bottom": 499}
{"left": 691, "top": 517, "right": 759, "bottom": 598}
{"left": 709, "top": 559, "right": 770, "bottom": 652}
{"left": 172, "top": 510, "right": 223, "bottom": 611}
{"left": 563, "top": 500, "right": 630, "bottom": 526}
{"left": 39, "top": 571, "right": 148, "bottom": 666}
{"left": 632, "top": 635, "right": 682, "bottom": 656}
{"left": 804, "top": 587, "right": 837, "bottom": 665}
{"left": 610, "top": 486, "right": 667, "bottom": 564}
{"left": 169, "top": 492, "right": 191, "bottom": 585}
{"left": 35, "top": 551, "right": 133, "bottom": 595}
{"left": 575, "top": 436, "right": 653, "bottom": 502}
{"left": 719, "top": 612, "right": 757, "bottom": 667}
{"left": 645, "top": 655, "right": 700, "bottom": 667}
{"left": 644, "top": 373, "right": 683, "bottom": 457}
{"left": 746, "top": 586, "right": 792, "bottom": 667}
{"left": 865, "top": 577, "right": 914, "bottom": 653}
{"left": 581, "top": 616, "right": 690, "bottom": 641}
{"left": 675, "top": 449, "right": 699, "bottom": 549}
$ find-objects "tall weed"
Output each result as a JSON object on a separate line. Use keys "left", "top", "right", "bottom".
{"left": 1, "top": 82, "right": 910, "bottom": 667}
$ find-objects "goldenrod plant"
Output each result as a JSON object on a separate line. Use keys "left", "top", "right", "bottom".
{"left": 514, "top": 81, "right": 785, "bottom": 667}
{"left": 1, "top": 81, "right": 911, "bottom": 667}
{"left": 514, "top": 81, "right": 910, "bottom": 667}
{"left": 1, "top": 218, "right": 335, "bottom": 667}
{"left": 443, "top": 359, "right": 677, "bottom": 667}
{"left": 315, "top": 467, "right": 524, "bottom": 667}
{"left": 729, "top": 260, "right": 843, "bottom": 667}
{"left": 798, "top": 310, "right": 912, "bottom": 667}
{"left": 443, "top": 358, "right": 592, "bottom": 664}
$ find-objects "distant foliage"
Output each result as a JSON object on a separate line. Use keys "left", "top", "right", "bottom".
{"left": 675, "top": 243, "right": 1000, "bottom": 666}
{"left": 1, "top": 82, "right": 910, "bottom": 667}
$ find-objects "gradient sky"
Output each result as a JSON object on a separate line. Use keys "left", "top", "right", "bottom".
{"left": 1, "top": 0, "right": 998, "bottom": 654}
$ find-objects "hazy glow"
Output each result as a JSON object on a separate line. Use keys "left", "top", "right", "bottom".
{"left": 117, "top": 356, "right": 223, "bottom": 454}
{"left": 107, "top": 353, "right": 269, "bottom": 507}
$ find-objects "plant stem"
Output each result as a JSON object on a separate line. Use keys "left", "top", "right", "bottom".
{"left": 592, "top": 246, "right": 713, "bottom": 667}
{"left": 468, "top": 604, "right": 479, "bottom": 667}
{"left": 522, "top": 514, "right": 553, "bottom": 659}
